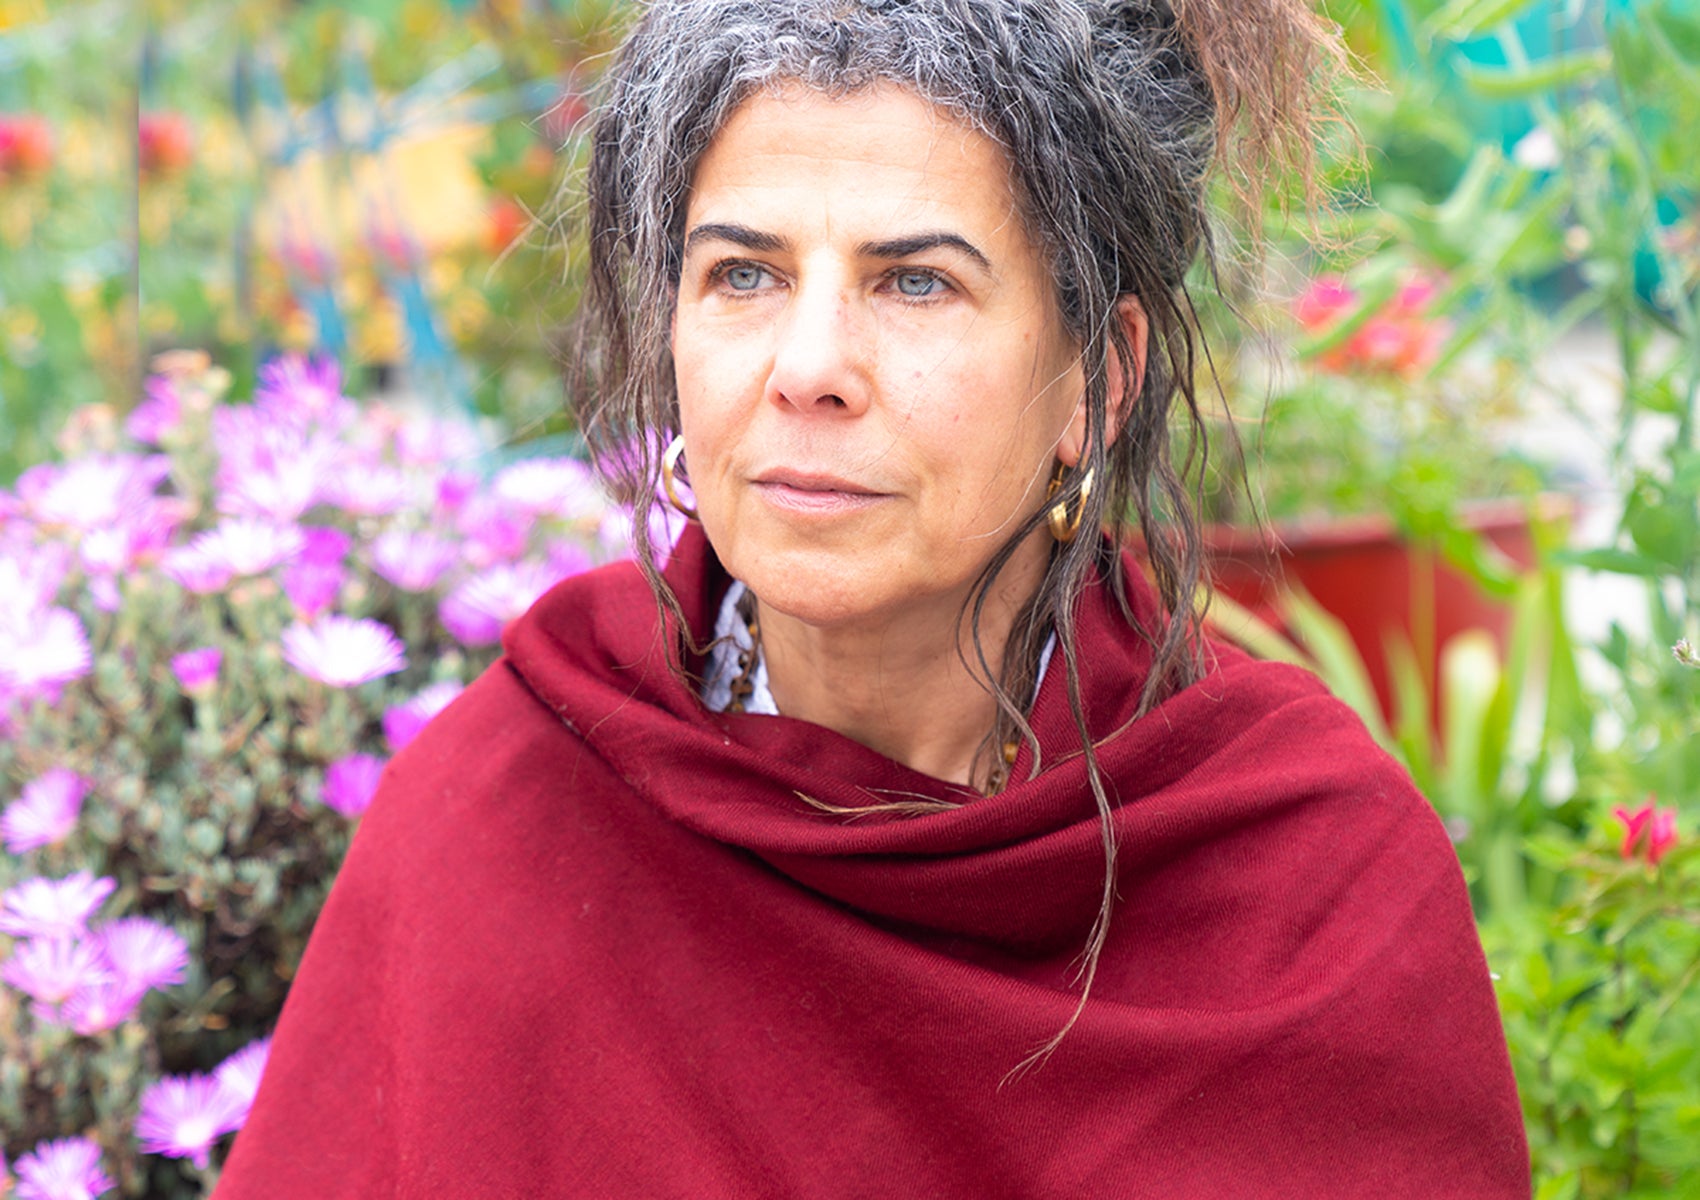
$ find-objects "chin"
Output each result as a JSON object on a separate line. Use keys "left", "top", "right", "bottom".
{"left": 716, "top": 537, "right": 912, "bottom": 629}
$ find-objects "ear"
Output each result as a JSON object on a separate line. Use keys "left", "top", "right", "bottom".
{"left": 1056, "top": 296, "right": 1150, "bottom": 468}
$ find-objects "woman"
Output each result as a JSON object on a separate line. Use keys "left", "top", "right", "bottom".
{"left": 218, "top": 2, "right": 1530, "bottom": 1195}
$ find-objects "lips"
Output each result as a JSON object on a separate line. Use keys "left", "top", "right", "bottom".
{"left": 751, "top": 468, "right": 891, "bottom": 515}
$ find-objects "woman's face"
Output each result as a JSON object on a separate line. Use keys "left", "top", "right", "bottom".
{"left": 672, "top": 84, "right": 1086, "bottom": 631}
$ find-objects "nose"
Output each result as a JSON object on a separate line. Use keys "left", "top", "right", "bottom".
{"left": 765, "top": 279, "right": 870, "bottom": 417}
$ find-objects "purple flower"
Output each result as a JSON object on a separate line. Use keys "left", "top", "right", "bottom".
{"left": 2, "top": 937, "right": 112, "bottom": 1006}
{"left": 299, "top": 525, "right": 352, "bottom": 566}
{"left": 318, "top": 464, "right": 415, "bottom": 517}
{"left": 188, "top": 517, "right": 305, "bottom": 578}
{"left": 0, "top": 606, "right": 93, "bottom": 698}
{"left": 282, "top": 560, "right": 345, "bottom": 620}
{"left": 127, "top": 376, "right": 182, "bottom": 445}
{"left": 160, "top": 545, "right": 234, "bottom": 594}
{"left": 170, "top": 647, "right": 222, "bottom": 695}
{"left": 383, "top": 681, "right": 464, "bottom": 752}
{"left": 1, "top": 768, "right": 90, "bottom": 853}
{"left": 96, "top": 916, "right": 189, "bottom": 993}
{"left": 394, "top": 414, "right": 481, "bottom": 468}
{"left": 368, "top": 529, "right": 461, "bottom": 592}
{"left": 545, "top": 540, "right": 594, "bottom": 581}
{"left": 598, "top": 503, "right": 685, "bottom": 566}
{"left": 135, "top": 1073, "right": 248, "bottom": 1168}
{"left": 12, "top": 1136, "right": 116, "bottom": 1200}
{"left": 434, "top": 471, "right": 478, "bottom": 514}
{"left": 214, "top": 1036, "right": 272, "bottom": 1126}
{"left": 322, "top": 754, "right": 386, "bottom": 817}
{"left": 439, "top": 560, "right": 559, "bottom": 647}
{"left": 59, "top": 979, "right": 145, "bottom": 1035}
{"left": 492, "top": 457, "right": 603, "bottom": 521}
{"left": 0, "top": 872, "right": 116, "bottom": 939}
{"left": 456, "top": 496, "right": 529, "bottom": 567}
{"left": 255, "top": 353, "right": 349, "bottom": 424}
{"left": 282, "top": 615, "right": 406, "bottom": 687}
{"left": 0, "top": 542, "right": 71, "bottom": 613}
{"left": 212, "top": 419, "right": 332, "bottom": 521}
{"left": 15, "top": 454, "right": 170, "bottom": 532}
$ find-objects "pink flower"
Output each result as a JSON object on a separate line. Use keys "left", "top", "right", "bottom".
{"left": 1293, "top": 269, "right": 1449, "bottom": 377}
{"left": 282, "top": 615, "right": 406, "bottom": 687}
{"left": 0, "top": 872, "right": 116, "bottom": 939}
{"left": 492, "top": 457, "right": 603, "bottom": 521}
{"left": 321, "top": 754, "right": 386, "bottom": 817}
{"left": 394, "top": 415, "right": 481, "bottom": 468}
{"left": 15, "top": 455, "right": 170, "bottom": 532}
{"left": 12, "top": 1136, "right": 116, "bottom": 1200}
{"left": 160, "top": 545, "right": 234, "bottom": 594}
{"left": 282, "top": 560, "right": 345, "bottom": 620}
{"left": 135, "top": 1073, "right": 248, "bottom": 1168}
{"left": 456, "top": 496, "right": 529, "bottom": 567}
{"left": 0, "top": 542, "right": 70, "bottom": 613}
{"left": 439, "top": 560, "right": 558, "bottom": 647}
{"left": 188, "top": 517, "right": 305, "bottom": 578}
{"left": 170, "top": 647, "right": 222, "bottom": 695}
{"left": 1, "top": 768, "right": 90, "bottom": 853}
{"left": 212, "top": 418, "right": 333, "bottom": 521}
{"left": 1292, "top": 275, "right": 1356, "bottom": 330}
{"left": 383, "top": 681, "right": 463, "bottom": 752}
{"left": 254, "top": 354, "right": 350, "bottom": 425}
{"left": 60, "top": 979, "right": 145, "bottom": 1035}
{"left": 0, "top": 606, "right": 93, "bottom": 698}
{"left": 318, "top": 464, "right": 415, "bottom": 516}
{"left": 435, "top": 472, "right": 479, "bottom": 514}
{"left": 96, "top": 916, "right": 189, "bottom": 993}
{"left": 545, "top": 540, "right": 594, "bottom": 581}
{"left": 1612, "top": 797, "right": 1681, "bottom": 866}
{"left": 300, "top": 525, "right": 352, "bottom": 566}
{"left": 598, "top": 503, "right": 685, "bottom": 565}
{"left": 127, "top": 376, "right": 183, "bottom": 445}
{"left": 1648, "top": 808, "right": 1678, "bottom": 866}
{"left": 214, "top": 1036, "right": 272, "bottom": 1126}
{"left": 1, "top": 936, "right": 113, "bottom": 1006}
{"left": 368, "top": 529, "right": 461, "bottom": 592}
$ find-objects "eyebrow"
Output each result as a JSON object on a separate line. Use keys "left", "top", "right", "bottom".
{"left": 683, "top": 223, "right": 992, "bottom": 273}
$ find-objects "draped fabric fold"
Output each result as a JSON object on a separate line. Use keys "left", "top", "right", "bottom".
{"left": 217, "top": 525, "right": 1530, "bottom": 1198}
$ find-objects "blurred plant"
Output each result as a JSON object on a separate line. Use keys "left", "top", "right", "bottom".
{"left": 1213, "top": 5, "right": 1700, "bottom": 1192}
{"left": 0, "top": 351, "right": 666, "bottom": 1196}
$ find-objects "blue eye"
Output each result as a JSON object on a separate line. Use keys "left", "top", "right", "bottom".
{"left": 725, "top": 265, "right": 764, "bottom": 291}
{"left": 895, "top": 271, "right": 942, "bottom": 297}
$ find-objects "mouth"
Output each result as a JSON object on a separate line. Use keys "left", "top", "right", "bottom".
{"left": 751, "top": 469, "right": 891, "bottom": 515}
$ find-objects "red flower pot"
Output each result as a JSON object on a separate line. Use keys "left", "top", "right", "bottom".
{"left": 1203, "top": 496, "right": 1572, "bottom": 728}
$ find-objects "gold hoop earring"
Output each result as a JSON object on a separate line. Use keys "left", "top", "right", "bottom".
{"left": 1046, "top": 462, "right": 1095, "bottom": 544}
{"left": 661, "top": 435, "right": 698, "bottom": 520}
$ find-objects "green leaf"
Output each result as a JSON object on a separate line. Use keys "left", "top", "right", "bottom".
{"left": 1441, "top": 629, "right": 1503, "bottom": 821}
{"left": 1279, "top": 587, "right": 1394, "bottom": 750}
{"left": 1553, "top": 548, "right": 1667, "bottom": 577}
{"left": 1456, "top": 50, "right": 1613, "bottom": 99}
{"left": 1427, "top": 0, "right": 1536, "bottom": 41}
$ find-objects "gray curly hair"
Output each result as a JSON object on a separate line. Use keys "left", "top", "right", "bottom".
{"left": 568, "top": 0, "right": 1340, "bottom": 1071}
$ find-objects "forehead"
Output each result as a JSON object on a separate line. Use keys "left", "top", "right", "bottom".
{"left": 686, "top": 82, "right": 1029, "bottom": 249}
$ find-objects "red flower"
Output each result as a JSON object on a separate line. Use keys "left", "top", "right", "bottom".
{"left": 0, "top": 114, "right": 54, "bottom": 178}
{"left": 1292, "top": 269, "right": 1449, "bottom": 378}
{"left": 1612, "top": 797, "right": 1680, "bottom": 866}
{"left": 139, "top": 112, "right": 194, "bottom": 177}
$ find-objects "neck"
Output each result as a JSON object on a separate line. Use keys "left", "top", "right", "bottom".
{"left": 753, "top": 540, "right": 1049, "bottom": 791}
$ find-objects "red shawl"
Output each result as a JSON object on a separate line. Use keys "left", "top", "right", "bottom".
{"left": 217, "top": 527, "right": 1530, "bottom": 1197}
